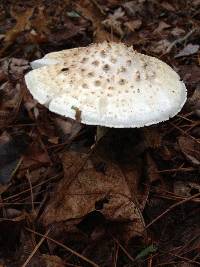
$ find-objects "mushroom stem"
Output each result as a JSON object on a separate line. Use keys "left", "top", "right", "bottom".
{"left": 96, "top": 126, "right": 109, "bottom": 141}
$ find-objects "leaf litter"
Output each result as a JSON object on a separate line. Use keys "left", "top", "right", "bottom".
{"left": 0, "top": 0, "right": 200, "bottom": 266}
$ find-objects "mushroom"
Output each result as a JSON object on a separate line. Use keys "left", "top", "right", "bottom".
{"left": 25, "top": 41, "right": 187, "bottom": 139}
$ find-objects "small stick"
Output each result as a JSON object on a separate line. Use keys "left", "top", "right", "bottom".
{"left": 26, "top": 171, "right": 35, "bottom": 214}
{"left": 22, "top": 228, "right": 50, "bottom": 267}
{"left": 25, "top": 227, "right": 99, "bottom": 267}
{"left": 112, "top": 236, "right": 135, "bottom": 263}
{"left": 145, "top": 192, "right": 200, "bottom": 229}
{"left": 166, "top": 28, "right": 196, "bottom": 54}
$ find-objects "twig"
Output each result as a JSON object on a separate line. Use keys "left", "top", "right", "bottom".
{"left": 168, "top": 252, "right": 200, "bottom": 266}
{"left": 2, "top": 202, "right": 40, "bottom": 206}
{"left": 169, "top": 122, "right": 200, "bottom": 144}
{"left": 154, "top": 261, "right": 182, "bottom": 266}
{"left": 145, "top": 192, "right": 200, "bottom": 229}
{"left": 89, "top": 0, "right": 106, "bottom": 15}
{"left": 166, "top": 28, "right": 196, "bottom": 54}
{"left": 25, "top": 227, "right": 99, "bottom": 267}
{"left": 2, "top": 173, "right": 62, "bottom": 202}
{"left": 154, "top": 193, "right": 200, "bottom": 203}
{"left": 22, "top": 228, "right": 51, "bottom": 267}
{"left": 157, "top": 167, "right": 196, "bottom": 173}
{"left": 112, "top": 236, "right": 135, "bottom": 263}
{"left": 26, "top": 170, "right": 35, "bottom": 214}
{"left": 113, "top": 242, "right": 119, "bottom": 267}
{"left": 148, "top": 256, "right": 153, "bottom": 267}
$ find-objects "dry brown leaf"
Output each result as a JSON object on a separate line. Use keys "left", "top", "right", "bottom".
{"left": 178, "top": 136, "right": 200, "bottom": 165}
{"left": 122, "top": 162, "right": 149, "bottom": 214}
{"left": 42, "top": 151, "right": 142, "bottom": 231}
{"left": 153, "top": 21, "right": 171, "bottom": 33}
{"left": 124, "top": 19, "right": 142, "bottom": 32}
{"left": 76, "top": 0, "right": 118, "bottom": 42}
{"left": 0, "top": 8, "right": 34, "bottom": 55}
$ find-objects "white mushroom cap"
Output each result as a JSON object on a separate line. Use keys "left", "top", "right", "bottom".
{"left": 25, "top": 42, "right": 187, "bottom": 128}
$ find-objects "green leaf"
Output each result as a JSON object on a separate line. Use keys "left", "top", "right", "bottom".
{"left": 67, "top": 11, "right": 80, "bottom": 18}
{"left": 135, "top": 244, "right": 157, "bottom": 260}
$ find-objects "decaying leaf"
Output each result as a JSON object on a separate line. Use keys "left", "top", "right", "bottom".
{"left": 42, "top": 151, "right": 144, "bottom": 238}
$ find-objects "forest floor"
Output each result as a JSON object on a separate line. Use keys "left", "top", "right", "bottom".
{"left": 0, "top": 0, "right": 200, "bottom": 266}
